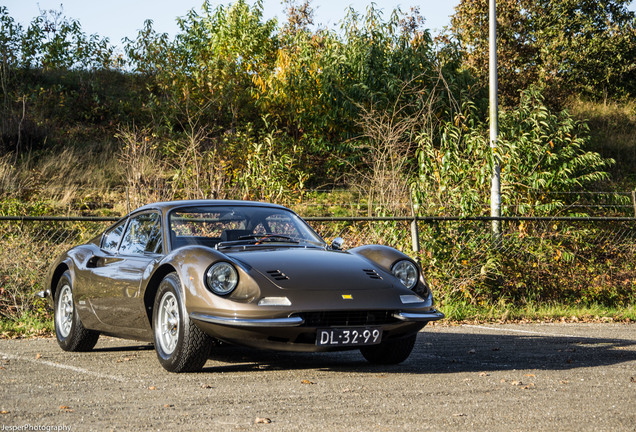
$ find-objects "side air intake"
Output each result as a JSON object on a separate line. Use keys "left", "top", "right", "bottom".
{"left": 266, "top": 270, "right": 289, "bottom": 281}
{"left": 363, "top": 269, "right": 382, "bottom": 280}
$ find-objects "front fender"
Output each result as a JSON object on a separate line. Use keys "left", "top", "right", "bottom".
{"left": 153, "top": 246, "right": 265, "bottom": 316}
{"left": 349, "top": 244, "right": 412, "bottom": 273}
{"left": 349, "top": 244, "right": 432, "bottom": 299}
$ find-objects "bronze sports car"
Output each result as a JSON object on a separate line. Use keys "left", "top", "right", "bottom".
{"left": 43, "top": 200, "right": 444, "bottom": 372}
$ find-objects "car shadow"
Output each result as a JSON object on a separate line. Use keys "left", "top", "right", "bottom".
{"left": 199, "top": 330, "right": 636, "bottom": 374}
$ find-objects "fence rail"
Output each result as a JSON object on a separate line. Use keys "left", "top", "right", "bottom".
{"left": 1, "top": 214, "right": 635, "bottom": 321}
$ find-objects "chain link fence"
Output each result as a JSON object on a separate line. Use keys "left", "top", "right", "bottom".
{"left": 1, "top": 214, "right": 635, "bottom": 321}
{"left": 5, "top": 184, "right": 636, "bottom": 218}
{"left": 0, "top": 217, "right": 113, "bottom": 320}
{"left": 309, "top": 216, "right": 636, "bottom": 305}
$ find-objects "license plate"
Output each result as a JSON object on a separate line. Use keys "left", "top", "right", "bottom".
{"left": 316, "top": 328, "right": 382, "bottom": 347}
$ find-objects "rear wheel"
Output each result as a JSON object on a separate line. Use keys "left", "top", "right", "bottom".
{"left": 54, "top": 271, "right": 99, "bottom": 351}
{"left": 360, "top": 333, "right": 417, "bottom": 365}
{"left": 152, "top": 273, "right": 210, "bottom": 372}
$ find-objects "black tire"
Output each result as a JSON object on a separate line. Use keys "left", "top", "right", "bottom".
{"left": 360, "top": 333, "right": 417, "bottom": 365}
{"left": 54, "top": 271, "right": 99, "bottom": 352}
{"left": 152, "top": 272, "right": 210, "bottom": 372}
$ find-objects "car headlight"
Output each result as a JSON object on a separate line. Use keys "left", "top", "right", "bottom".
{"left": 205, "top": 262, "right": 238, "bottom": 295}
{"left": 392, "top": 260, "right": 418, "bottom": 289}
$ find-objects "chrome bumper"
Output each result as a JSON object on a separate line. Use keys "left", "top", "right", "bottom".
{"left": 190, "top": 312, "right": 305, "bottom": 327}
{"left": 393, "top": 310, "right": 445, "bottom": 322}
{"left": 191, "top": 309, "right": 445, "bottom": 328}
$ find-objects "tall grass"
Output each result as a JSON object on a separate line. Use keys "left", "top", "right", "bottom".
{"left": 440, "top": 299, "right": 636, "bottom": 322}
{"left": 568, "top": 98, "right": 636, "bottom": 186}
{"left": 0, "top": 144, "right": 125, "bottom": 215}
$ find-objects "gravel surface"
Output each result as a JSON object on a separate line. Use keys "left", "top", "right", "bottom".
{"left": 1, "top": 323, "right": 634, "bottom": 431}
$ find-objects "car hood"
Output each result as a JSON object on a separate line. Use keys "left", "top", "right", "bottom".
{"left": 227, "top": 247, "right": 395, "bottom": 291}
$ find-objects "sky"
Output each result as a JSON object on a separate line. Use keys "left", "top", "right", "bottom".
{"left": 3, "top": 1, "right": 460, "bottom": 48}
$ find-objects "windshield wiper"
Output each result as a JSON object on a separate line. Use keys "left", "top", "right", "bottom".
{"left": 240, "top": 234, "right": 297, "bottom": 243}
{"left": 217, "top": 234, "right": 299, "bottom": 249}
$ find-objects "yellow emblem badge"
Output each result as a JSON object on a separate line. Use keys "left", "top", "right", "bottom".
{"left": 342, "top": 294, "right": 353, "bottom": 300}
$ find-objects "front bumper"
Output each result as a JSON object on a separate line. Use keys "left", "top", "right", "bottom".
{"left": 393, "top": 310, "right": 445, "bottom": 321}
{"left": 190, "top": 309, "right": 445, "bottom": 327}
{"left": 189, "top": 312, "right": 305, "bottom": 327}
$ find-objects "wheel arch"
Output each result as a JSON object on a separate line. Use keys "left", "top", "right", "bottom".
{"left": 50, "top": 261, "right": 71, "bottom": 302}
{"left": 143, "top": 263, "right": 178, "bottom": 327}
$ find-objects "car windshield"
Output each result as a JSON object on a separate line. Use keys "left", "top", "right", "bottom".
{"left": 169, "top": 205, "right": 325, "bottom": 251}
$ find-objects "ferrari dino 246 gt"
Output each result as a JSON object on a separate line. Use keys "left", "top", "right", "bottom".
{"left": 43, "top": 200, "right": 444, "bottom": 372}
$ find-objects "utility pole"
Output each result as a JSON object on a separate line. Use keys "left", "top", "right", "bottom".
{"left": 489, "top": 0, "right": 501, "bottom": 238}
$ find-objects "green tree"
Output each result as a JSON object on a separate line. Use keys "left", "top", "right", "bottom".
{"left": 20, "top": 6, "right": 116, "bottom": 70}
{"left": 0, "top": 5, "right": 143, "bottom": 157}
{"left": 531, "top": 0, "right": 636, "bottom": 102}
{"left": 451, "top": 0, "right": 636, "bottom": 105}
{"left": 254, "top": 2, "right": 457, "bottom": 176}
{"left": 125, "top": 0, "right": 278, "bottom": 132}
{"left": 0, "top": 7, "right": 22, "bottom": 152}
{"left": 125, "top": 0, "right": 463, "bottom": 182}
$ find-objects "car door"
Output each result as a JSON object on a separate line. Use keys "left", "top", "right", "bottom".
{"left": 87, "top": 211, "right": 163, "bottom": 330}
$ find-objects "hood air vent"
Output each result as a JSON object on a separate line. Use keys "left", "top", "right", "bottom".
{"left": 363, "top": 269, "right": 382, "bottom": 280}
{"left": 267, "top": 270, "right": 289, "bottom": 281}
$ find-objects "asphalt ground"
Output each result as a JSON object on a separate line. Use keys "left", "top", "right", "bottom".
{"left": 0, "top": 323, "right": 634, "bottom": 431}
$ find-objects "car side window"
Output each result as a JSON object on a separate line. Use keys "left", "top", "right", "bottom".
{"left": 118, "top": 212, "right": 163, "bottom": 255}
{"left": 101, "top": 220, "right": 126, "bottom": 252}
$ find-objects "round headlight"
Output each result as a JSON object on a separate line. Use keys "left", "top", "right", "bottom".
{"left": 205, "top": 262, "right": 238, "bottom": 295}
{"left": 392, "top": 260, "right": 418, "bottom": 289}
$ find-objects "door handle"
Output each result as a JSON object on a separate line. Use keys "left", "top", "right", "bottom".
{"left": 87, "top": 254, "right": 122, "bottom": 268}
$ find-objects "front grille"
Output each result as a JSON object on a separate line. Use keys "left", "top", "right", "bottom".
{"left": 293, "top": 310, "right": 399, "bottom": 327}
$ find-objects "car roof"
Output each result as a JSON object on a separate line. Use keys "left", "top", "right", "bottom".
{"left": 133, "top": 200, "right": 290, "bottom": 215}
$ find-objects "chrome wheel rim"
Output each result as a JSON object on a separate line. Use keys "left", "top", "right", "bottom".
{"left": 56, "top": 284, "right": 73, "bottom": 338}
{"left": 157, "top": 292, "right": 179, "bottom": 355}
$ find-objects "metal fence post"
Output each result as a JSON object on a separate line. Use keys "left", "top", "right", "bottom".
{"left": 409, "top": 198, "right": 420, "bottom": 262}
{"left": 411, "top": 218, "right": 420, "bottom": 256}
{"left": 632, "top": 190, "right": 636, "bottom": 218}
{"left": 489, "top": 0, "right": 501, "bottom": 239}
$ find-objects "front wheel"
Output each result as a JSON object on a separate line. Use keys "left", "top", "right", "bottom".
{"left": 360, "top": 333, "right": 417, "bottom": 365}
{"left": 152, "top": 273, "right": 210, "bottom": 372}
{"left": 54, "top": 271, "right": 99, "bottom": 351}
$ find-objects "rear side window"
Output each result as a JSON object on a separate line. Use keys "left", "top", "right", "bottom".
{"left": 101, "top": 220, "right": 126, "bottom": 252}
{"left": 119, "top": 212, "right": 163, "bottom": 255}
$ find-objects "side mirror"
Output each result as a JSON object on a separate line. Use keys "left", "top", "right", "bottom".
{"left": 330, "top": 237, "right": 344, "bottom": 250}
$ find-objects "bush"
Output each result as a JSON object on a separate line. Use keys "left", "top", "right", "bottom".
{"left": 413, "top": 88, "right": 613, "bottom": 216}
